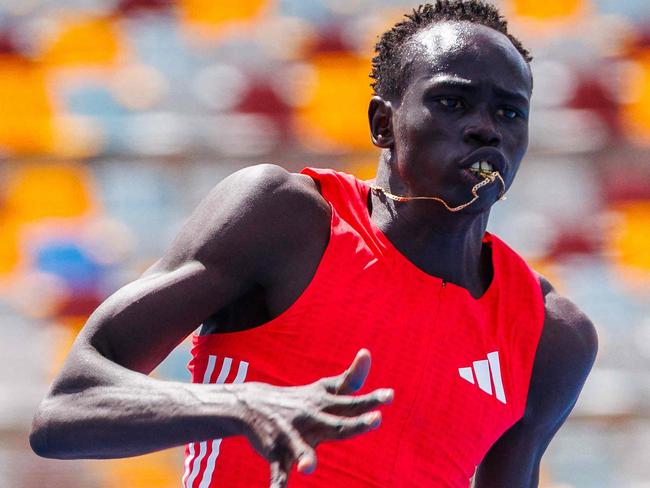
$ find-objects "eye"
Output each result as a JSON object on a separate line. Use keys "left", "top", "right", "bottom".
{"left": 497, "top": 107, "right": 523, "bottom": 120}
{"left": 438, "top": 97, "right": 465, "bottom": 110}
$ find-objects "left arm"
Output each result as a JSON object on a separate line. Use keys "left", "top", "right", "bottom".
{"left": 474, "top": 277, "right": 598, "bottom": 487}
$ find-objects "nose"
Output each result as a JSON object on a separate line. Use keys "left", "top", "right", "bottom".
{"left": 463, "top": 110, "right": 501, "bottom": 147}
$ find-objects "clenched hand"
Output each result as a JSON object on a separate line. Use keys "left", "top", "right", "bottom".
{"left": 230, "top": 349, "right": 393, "bottom": 487}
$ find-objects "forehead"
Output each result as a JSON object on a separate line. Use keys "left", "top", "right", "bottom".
{"left": 403, "top": 21, "right": 531, "bottom": 97}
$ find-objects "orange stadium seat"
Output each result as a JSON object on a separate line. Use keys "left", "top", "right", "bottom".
{"left": 101, "top": 451, "right": 181, "bottom": 488}
{"left": 40, "top": 16, "right": 123, "bottom": 68}
{"left": 0, "top": 215, "right": 21, "bottom": 275}
{"left": 179, "top": 0, "right": 269, "bottom": 28}
{"left": 295, "top": 52, "right": 373, "bottom": 151}
{"left": 621, "top": 49, "right": 650, "bottom": 145}
{"left": 0, "top": 164, "right": 95, "bottom": 277}
{"left": 0, "top": 56, "right": 54, "bottom": 154}
{"left": 505, "top": 0, "right": 586, "bottom": 20}
{"left": 610, "top": 201, "right": 650, "bottom": 276}
{"left": 4, "top": 163, "right": 96, "bottom": 223}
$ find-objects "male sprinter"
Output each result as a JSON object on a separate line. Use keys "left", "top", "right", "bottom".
{"left": 31, "top": 2, "right": 597, "bottom": 487}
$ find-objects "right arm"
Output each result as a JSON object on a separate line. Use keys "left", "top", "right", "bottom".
{"left": 30, "top": 164, "right": 393, "bottom": 482}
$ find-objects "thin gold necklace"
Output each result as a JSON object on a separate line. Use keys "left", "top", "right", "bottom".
{"left": 370, "top": 170, "right": 506, "bottom": 213}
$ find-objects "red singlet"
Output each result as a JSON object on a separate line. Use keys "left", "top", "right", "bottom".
{"left": 183, "top": 168, "right": 545, "bottom": 488}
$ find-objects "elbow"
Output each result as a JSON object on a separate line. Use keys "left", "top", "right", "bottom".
{"left": 29, "top": 397, "right": 72, "bottom": 459}
{"left": 29, "top": 407, "right": 54, "bottom": 458}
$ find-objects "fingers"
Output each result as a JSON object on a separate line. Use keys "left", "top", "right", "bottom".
{"left": 338, "top": 348, "right": 371, "bottom": 394}
{"left": 313, "top": 411, "right": 383, "bottom": 440}
{"left": 293, "top": 441, "right": 317, "bottom": 475}
{"left": 258, "top": 348, "right": 388, "bottom": 488}
{"left": 270, "top": 461, "right": 288, "bottom": 488}
{"left": 268, "top": 423, "right": 317, "bottom": 488}
{"left": 269, "top": 447, "right": 317, "bottom": 488}
{"left": 323, "top": 388, "right": 394, "bottom": 416}
{"left": 321, "top": 348, "right": 372, "bottom": 394}
{"left": 266, "top": 405, "right": 385, "bottom": 488}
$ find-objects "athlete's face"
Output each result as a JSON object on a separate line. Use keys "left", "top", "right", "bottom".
{"left": 372, "top": 22, "right": 532, "bottom": 212}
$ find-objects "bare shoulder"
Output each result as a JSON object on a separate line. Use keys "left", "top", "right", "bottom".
{"left": 187, "top": 163, "right": 327, "bottom": 234}
{"left": 524, "top": 274, "right": 598, "bottom": 425}
{"left": 152, "top": 163, "right": 330, "bottom": 275}
{"left": 212, "top": 163, "right": 325, "bottom": 205}
{"left": 538, "top": 274, "right": 598, "bottom": 370}
{"left": 203, "top": 163, "right": 329, "bottom": 234}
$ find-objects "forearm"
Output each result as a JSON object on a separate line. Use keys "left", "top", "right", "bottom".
{"left": 30, "top": 360, "right": 243, "bottom": 459}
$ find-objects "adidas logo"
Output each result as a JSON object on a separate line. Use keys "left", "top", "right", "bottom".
{"left": 458, "top": 351, "right": 507, "bottom": 404}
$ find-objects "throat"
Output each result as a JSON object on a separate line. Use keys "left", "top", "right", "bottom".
{"left": 368, "top": 190, "right": 494, "bottom": 298}
{"left": 414, "top": 240, "right": 494, "bottom": 299}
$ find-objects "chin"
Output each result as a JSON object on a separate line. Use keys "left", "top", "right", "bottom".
{"left": 457, "top": 201, "right": 494, "bottom": 215}
{"left": 430, "top": 185, "right": 492, "bottom": 213}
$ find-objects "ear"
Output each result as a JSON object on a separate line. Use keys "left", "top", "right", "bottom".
{"left": 368, "top": 96, "right": 394, "bottom": 148}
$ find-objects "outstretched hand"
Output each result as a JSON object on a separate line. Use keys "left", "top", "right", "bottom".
{"left": 233, "top": 348, "right": 393, "bottom": 488}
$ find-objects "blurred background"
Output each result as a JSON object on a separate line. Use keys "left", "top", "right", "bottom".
{"left": 0, "top": 0, "right": 649, "bottom": 486}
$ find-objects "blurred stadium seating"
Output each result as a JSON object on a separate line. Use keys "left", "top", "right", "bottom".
{"left": 1, "top": 1, "right": 649, "bottom": 487}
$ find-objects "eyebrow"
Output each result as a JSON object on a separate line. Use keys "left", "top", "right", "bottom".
{"left": 493, "top": 85, "right": 530, "bottom": 106}
{"left": 423, "top": 75, "right": 529, "bottom": 106}
{"left": 424, "top": 74, "right": 472, "bottom": 87}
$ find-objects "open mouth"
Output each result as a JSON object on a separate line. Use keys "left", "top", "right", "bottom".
{"left": 468, "top": 160, "right": 495, "bottom": 177}
{"left": 372, "top": 156, "right": 507, "bottom": 209}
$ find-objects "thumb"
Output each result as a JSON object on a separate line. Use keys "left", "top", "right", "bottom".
{"left": 336, "top": 348, "right": 371, "bottom": 394}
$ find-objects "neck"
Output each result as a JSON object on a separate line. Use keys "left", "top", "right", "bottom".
{"left": 370, "top": 153, "right": 492, "bottom": 296}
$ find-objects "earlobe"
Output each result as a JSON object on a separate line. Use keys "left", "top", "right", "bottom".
{"left": 368, "top": 96, "right": 394, "bottom": 148}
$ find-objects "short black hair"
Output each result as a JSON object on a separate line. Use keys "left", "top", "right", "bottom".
{"left": 370, "top": 0, "right": 532, "bottom": 100}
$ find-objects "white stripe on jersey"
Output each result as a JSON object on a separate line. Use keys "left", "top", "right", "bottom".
{"left": 183, "top": 355, "right": 218, "bottom": 488}
{"left": 185, "top": 357, "right": 249, "bottom": 488}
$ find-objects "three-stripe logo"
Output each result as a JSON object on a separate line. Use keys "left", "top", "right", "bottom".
{"left": 458, "top": 351, "right": 506, "bottom": 404}
{"left": 183, "top": 356, "right": 249, "bottom": 488}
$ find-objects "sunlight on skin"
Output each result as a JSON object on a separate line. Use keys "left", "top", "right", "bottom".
{"left": 413, "top": 22, "right": 468, "bottom": 55}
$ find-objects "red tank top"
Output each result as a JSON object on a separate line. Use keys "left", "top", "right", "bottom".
{"left": 182, "top": 167, "right": 545, "bottom": 488}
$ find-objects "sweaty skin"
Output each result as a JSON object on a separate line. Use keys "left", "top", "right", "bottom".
{"left": 30, "top": 19, "right": 596, "bottom": 488}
